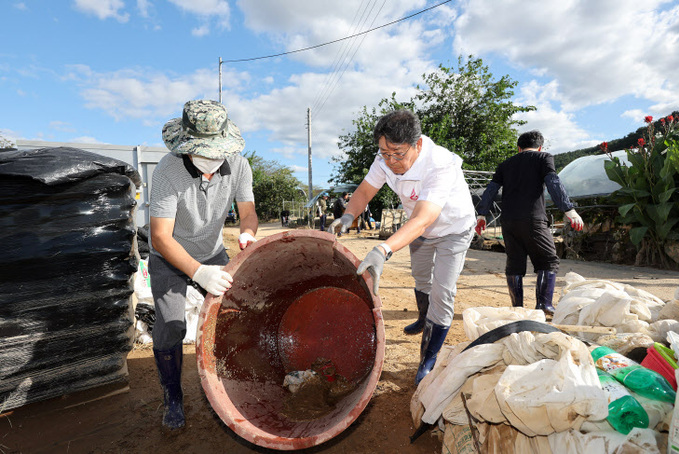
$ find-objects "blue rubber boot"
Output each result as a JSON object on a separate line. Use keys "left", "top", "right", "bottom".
{"left": 536, "top": 270, "right": 557, "bottom": 316}
{"left": 415, "top": 320, "right": 450, "bottom": 385}
{"left": 153, "top": 344, "right": 185, "bottom": 429}
{"left": 506, "top": 275, "right": 524, "bottom": 307}
{"left": 404, "top": 289, "right": 429, "bottom": 335}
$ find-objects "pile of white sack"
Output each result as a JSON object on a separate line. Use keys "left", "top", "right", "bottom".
{"left": 133, "top": 259, "right": 205, "bottom": 344}
{"left": 411, "top": 271, "right": 679, "bottom": 454}
{"left": 553, "top": 272, "right": 679, "bottom": 345}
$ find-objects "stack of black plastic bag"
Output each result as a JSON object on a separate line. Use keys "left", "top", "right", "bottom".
{"left": 0, "top": 147, "right": 141, "bottom": 410}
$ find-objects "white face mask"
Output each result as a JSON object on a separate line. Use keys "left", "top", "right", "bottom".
{"left": 191, "top": 155, "right": 224, "bottom": 175}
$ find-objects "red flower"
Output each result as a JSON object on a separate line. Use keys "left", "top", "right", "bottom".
{"left": 668, "top": 115, "right": 675, "bottom": 123}
{"left": 661, "top": 118, "right": 666, "bottom": 124}
{"left": 645, "top": 116, "right": 653, "bottom": 123}
{"left": 599, "top": 142, "right": 609, "bottom": 152}
{"left": 638, "top": 138, "right": 645, "bottom": 147}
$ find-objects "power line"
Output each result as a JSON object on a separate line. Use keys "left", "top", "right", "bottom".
{"left": 312, "top": 0, "right": 387, "bottom": 120}
{"left": 310, "top": 0, "right": 374, "bottom": 113}
{"left": 310, "top": 0, "right": 382, "bottom": 115}
{"left": 221, "top": 0, "right": 454, "bottom": 63}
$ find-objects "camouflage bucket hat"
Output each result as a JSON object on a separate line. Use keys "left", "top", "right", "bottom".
{"left": 162, "top": 99, "right": 245, "bottom": 159}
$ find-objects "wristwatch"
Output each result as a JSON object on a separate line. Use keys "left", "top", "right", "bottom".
{"left": 379, "top": 243, "right": 393, "bottom": 260}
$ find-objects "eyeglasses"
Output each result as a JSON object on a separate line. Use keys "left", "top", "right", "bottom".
{"left": 378, "top": 146, "right": 411, "bottom": 161}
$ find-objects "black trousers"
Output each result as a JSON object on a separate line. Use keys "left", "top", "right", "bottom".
{"left": 501, "top": 218, "right": 559, "bottom": 276}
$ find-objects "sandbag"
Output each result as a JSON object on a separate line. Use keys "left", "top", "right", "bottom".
{"left": 413, "top": 330, "right": 608, "bottom": 433}
{"left": 462, "top": 306, "right": 546, "bottom": 342}
{"left": 0, "top": 147, "right": 140, "bottom": 410}
{"left": 553, "top": 272, "right": 669, "bottom": 342}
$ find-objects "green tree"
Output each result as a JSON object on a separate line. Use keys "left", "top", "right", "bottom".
{"left": 244, "top": 151, "right": 305, "bottom": 221}
{"left": 415, "top": 56, "right": 534, "bottom": 170}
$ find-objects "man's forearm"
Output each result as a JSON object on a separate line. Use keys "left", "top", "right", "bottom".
{"left": 152, "top": 234, "right": 201, "bottom": 279}
{"left": 239, "top": 211, "right": 258, "bottom": 237}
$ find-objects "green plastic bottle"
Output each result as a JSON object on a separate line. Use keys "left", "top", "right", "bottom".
{"left": 596, "top": 369, "right": 649, "bottom": 434}
{"left": 591, "top": 345, "right": 676, "bottom": 403}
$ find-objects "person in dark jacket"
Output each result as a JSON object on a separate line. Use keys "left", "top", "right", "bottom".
{"left": 332, "top": 192, "right": 349, "bottom": 236}
{"left": 475, "top": 130, "right": 583, "bottom": 316}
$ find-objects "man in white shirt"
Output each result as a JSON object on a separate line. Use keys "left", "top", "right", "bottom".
{"left": 330, "top": 109, "right": 476, "bottom": 385}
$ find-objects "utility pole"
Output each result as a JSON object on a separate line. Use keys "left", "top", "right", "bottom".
{"left": 307, "top": 107, "right": 313, "bottom": 202}
{"left": 307, "top": 108, "right": 313, "bottom": 227}
{"left": 219, "top": 57, "right": 223, "bottom": 103}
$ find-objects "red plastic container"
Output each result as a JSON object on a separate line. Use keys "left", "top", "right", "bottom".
{"left": 196, "top": 230, "right": 385, "bottom": 450}
{"left": 641, "top": 345, "right": 678, "bottom": 391}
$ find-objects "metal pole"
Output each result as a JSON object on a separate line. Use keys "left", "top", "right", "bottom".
{"left": 219, "top": 57, "right": 223, "bottom": 103}
{"left": 307, "top": 108, "right": 313, "bottom": 227}
{"left": 307, "top": 108, "right": 313, "bottom": 201}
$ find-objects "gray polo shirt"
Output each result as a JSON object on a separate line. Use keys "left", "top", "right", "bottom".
{"left": 150, "top": 153, "right": 254, "bottom": 262}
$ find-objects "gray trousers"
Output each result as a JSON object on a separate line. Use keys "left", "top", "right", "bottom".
{"left": 148, "top": 249, "right": 229, "bottom": 351}
{"left": 408, "top": 227, "right": 474, "bottom": 326}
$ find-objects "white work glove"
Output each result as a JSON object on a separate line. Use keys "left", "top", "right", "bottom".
{"left": 475, "top": 215, "right": 486, "bottom": 235}
{"left": 192, "top": 264, "right": 233, "bottom": 296}
{"left": 238, "top": 232, "right": 257, "bottom": 250}
{"left": 328, "top": 214, "right": 354, "bottom": 235}
{"left": 565, "top": 209, "right": 584, "bottom": 231}
{"left": 356, "top": 246, "right": 387, "bottom": 295}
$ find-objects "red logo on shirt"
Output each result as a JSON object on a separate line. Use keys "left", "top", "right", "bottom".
{"left": 410, "top": 189, "right": 419, "bottom": 201}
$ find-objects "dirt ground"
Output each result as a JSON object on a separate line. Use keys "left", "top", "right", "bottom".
{"left": 2, "top": 221, "right": 679, "bottom": 454}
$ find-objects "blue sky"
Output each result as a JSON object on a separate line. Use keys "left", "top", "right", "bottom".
{"left": 2, "top": 0, "right": 679, "bottom": 190}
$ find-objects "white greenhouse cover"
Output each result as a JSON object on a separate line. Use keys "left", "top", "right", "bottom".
{"left": 556, "top": 150, "right": 630, "bottom": 199}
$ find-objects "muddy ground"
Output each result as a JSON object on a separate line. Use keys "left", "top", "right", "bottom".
{"left": 2, "top": 222, "right": 679, "bottom": 454}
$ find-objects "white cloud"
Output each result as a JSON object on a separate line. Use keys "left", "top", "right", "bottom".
{"left": 514, "top": 80, "right": 597, "bottom": 154}
{"left": 236, "top": 0, "right": 437, "bottom": 70}
{"left": 67, "top": 65, "right": 248, "bottom": 124}
{"left": 168, "top": 0, "right": 230, "bottom": 31}
{"left": 222, "top": 1, "right": 445, "bottom": 162}
{"left": 73, "top": 0, "right": 130, "bottom": 22}
{"left": 621, "top": 109, "right": 645, "bottom": 123}
{"left": 70, "top": 136, "right": 106, "bottom": 144}
{"left": 452, "top": 0, "right": 679, "bottom": 111}
{"left": 49, "top": 121, "right": 76, "bottom": 133}
{"left": 192, "top": 24, "right": 211, "bottom": 37}
{"left": 14, "top": 2, "right": 27, "bottom": 11}
{"left": 290, "top": 164, "right": 307, "bottom": 173}
{"left": 137, "top": 0, "right": 151, "bottom": 18}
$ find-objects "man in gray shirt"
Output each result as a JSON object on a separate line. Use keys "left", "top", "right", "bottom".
{"left": 149, "top": 100, "right": 258, "bottom": 429}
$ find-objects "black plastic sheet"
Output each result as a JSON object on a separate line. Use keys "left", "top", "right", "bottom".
{"left": 0, "top": 147, "right": 141, "bottom": 410}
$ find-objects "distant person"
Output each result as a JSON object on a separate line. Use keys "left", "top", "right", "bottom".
{"left": 281, "top": 209, "right": 290, "bottom": 227}
{"left": 149, "top": 100, "right": 258, "bottom": 429}
{"left": 318, "top": 194, "right": 329, "bottom": 231}
{"left": 225, "top": 209, "right": 237, "bottom": 224}
{"left": 329, "top": 109, "right": 476, "bottom": 385}
{"left": 475, "top": 130, "right": 583, "bottom": 316}
{"left": 332, "top": 192, "right": 349, "bottom": 236}
{"left": 361, "top": 204, "right": 372, "bottom": 230}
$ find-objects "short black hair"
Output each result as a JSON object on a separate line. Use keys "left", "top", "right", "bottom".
{"left": 341, "top": 192, "right": 348, "bottom": 197}
{"left": 373, "top": 109, "right": 421, "bottom": 146}
{"left": 517, "top": 130, "right": 544, "bottom": 149}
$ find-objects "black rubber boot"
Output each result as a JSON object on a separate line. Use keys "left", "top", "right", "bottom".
{"left": 506, "top": 275, "right": 524, "bottom": 307}
{"left": 404, "top": 289, "right": 429, "bottom": 335}
{"left": 536, "top": 270, "right": 557, "bottom": 316}
{"left": 415, "top": 320, "right": 450, "bottom": 385}
{"left": 153, "top": 344, "right": 185, "bottom": 429}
